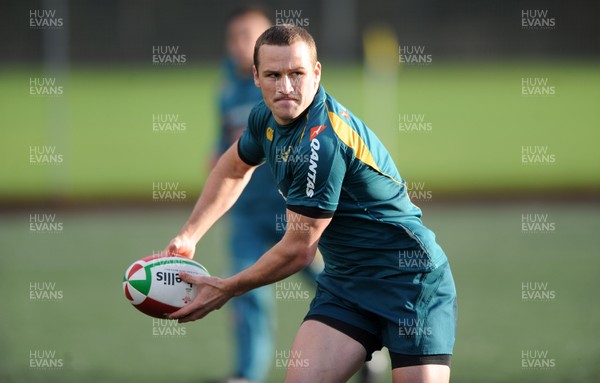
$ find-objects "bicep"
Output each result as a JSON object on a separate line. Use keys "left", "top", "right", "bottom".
{"left": 217, "top": 140, "right": 259, "bottom": 179}
{"left": 280, "top": 209, "right": 331, "bottom": 258}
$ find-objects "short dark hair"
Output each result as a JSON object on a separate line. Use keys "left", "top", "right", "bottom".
{"left": 226, "top": 4, "right": 271, "bottom": 24}
{"left": 253, "top": 24, "right": 317, "bottom": 70}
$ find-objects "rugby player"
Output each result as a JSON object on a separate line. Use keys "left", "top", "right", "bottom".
{"left": 167, "top": 24, "right": 457, "bottom": 383}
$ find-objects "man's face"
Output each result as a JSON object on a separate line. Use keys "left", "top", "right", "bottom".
{"left": 253, "top": 41, "right": 321, "bottom": 126}
{"left": 226, "top": 13, "right": 270, "bottom": 74}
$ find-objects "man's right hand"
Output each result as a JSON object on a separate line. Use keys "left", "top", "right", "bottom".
{"left": 166, "top": 235, "right": 196, "bottom": 259}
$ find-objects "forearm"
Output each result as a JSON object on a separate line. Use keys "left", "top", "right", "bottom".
{"left": 225, "top": 239, "right": 317, "bottom": 296}
{"left": 179, "top": 144, "right": 255, "bottom": 242}
{"left": 168, "top": 210, "right": 330, "bottom": 322}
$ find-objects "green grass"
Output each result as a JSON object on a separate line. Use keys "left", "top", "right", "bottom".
{"left": 1, "top": 62, "right": 599, "bottom": 200}
{"left": 1, "top": 65, "right": 219, "bottom": 200}
{"left": 0, "top": 209, "right": 312, "bottom": 382}
{"left": 1, "top": 203, "right": 599, "bottom": 382}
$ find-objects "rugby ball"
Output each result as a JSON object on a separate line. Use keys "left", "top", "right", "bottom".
{"left": 123, "top": 254, "right": 210, "bottom": 318}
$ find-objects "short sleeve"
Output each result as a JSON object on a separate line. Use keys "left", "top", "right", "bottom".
{"left": 237, "top": 108, "right": 265, "bottom": 166}
{"left": 286, "top": 134, "right": 346, "bottom": 217}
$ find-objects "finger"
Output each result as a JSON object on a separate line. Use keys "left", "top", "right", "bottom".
{"left": 169, "top": 295, "right": 214, "bottom": 320}
{"left": 180, "top": 273, "right": 215, "bottom": 289}
{"left": 177, "top": 309, "right": 210, "bottom": 323}
{"left": 169, "top": 299, "right": 202, "bottom": 319}
{"left": 167, "top": 274, "right": 206, "bottom": 319}
{"left": 178, "top": 271, "right": 209, "bottom": 285}
{"left": 165, "top": 240, "right": 179, "bottom": 256}
{"left": 177, "top": 298, "right": 222, "bottom": 323}
{"left": 178, "top": 271, "right": 192, "bottom": 283}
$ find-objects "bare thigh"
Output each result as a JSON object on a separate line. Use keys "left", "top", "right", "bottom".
{"left": 284, "top": 319, "right": 367, "bottom": 383}
{"left": 392, "top": 364, "right": 450, "bottom": 383}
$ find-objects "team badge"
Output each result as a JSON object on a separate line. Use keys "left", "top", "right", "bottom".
{"left": 266, "top": 127, "right": 274, "bottom": 141}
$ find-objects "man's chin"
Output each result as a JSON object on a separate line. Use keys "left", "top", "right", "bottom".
{"left": 273, "top": 108, "right": 301, "bottom": 125}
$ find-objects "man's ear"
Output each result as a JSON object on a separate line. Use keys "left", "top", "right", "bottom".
{"left": 253, "top": 65, "right": 260, "bottom": 88}
{"left": 314, "top": 61, "right": 322, "bottom": 86}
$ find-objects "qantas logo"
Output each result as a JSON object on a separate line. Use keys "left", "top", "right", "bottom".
{"left": 309, "top": 125, "right": 326, "bottom": 141}
{"left": 306, "top": 126, "right": 326, "bottom": 197}
{"left": 305, "top": 139, "right": 320, "bottom": 197}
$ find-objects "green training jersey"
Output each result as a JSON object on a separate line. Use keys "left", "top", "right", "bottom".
{"left": 238, "top": 86, "right": 447, "bottom": 285}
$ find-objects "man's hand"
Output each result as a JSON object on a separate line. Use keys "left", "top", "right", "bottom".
{"left": 165, "top": 235, "right": 196, "bottom": 259}
{"left": 168, "top": 272, "right": 234, "bottom": 323}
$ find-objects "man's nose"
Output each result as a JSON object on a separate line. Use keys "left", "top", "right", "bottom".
{"left": 277, "top": 76, "right": 295, "bottom": 94}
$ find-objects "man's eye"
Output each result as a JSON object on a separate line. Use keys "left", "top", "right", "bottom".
{"left": 267, "top": 73, "right": 279, "bottom": 78}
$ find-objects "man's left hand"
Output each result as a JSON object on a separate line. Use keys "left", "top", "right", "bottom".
{"left": 168, "top": 272, "right": 234, "bottom": 323}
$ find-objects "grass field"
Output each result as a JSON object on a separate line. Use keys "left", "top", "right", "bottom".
{"left": 1, "top": 62, "right": 599, "bottom": 201}
{"left": 0, "top": 202, "right": 599, "bottom": 382}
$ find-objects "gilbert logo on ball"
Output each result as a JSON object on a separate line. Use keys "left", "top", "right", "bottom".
{"left": 123, "top": 254, "right": 209, "bottom": 319}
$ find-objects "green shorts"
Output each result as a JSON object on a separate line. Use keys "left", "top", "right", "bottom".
{"left": 305, "top": 261, "right": 457, "bottom": 366}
